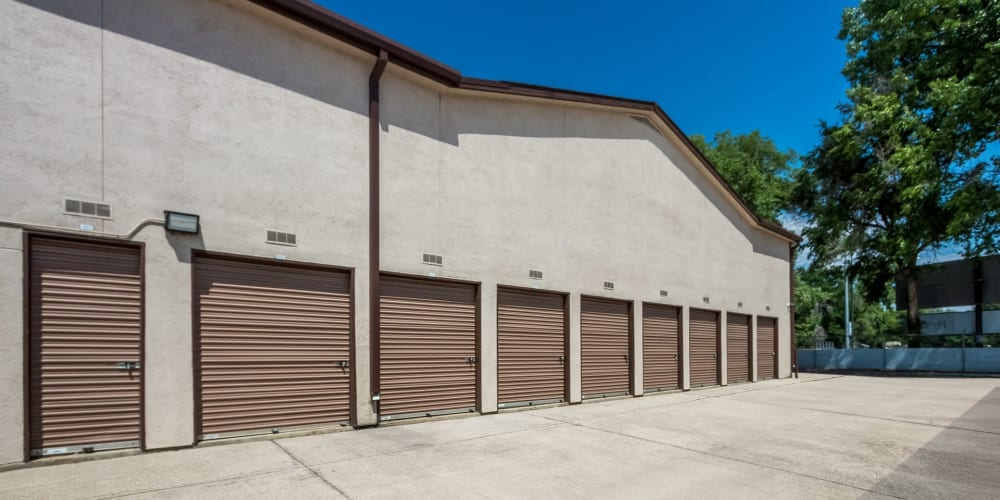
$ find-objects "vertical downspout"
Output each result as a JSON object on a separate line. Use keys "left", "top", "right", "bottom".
{"left": 369, "top": 49, "right": 388, "bottom": 420}
{"left": 790, "top": 241, "right": 798, "bottom": 378}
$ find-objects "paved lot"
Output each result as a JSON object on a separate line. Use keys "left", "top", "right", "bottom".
{"left": 1, "top": 373, "right": 998, "bottom": 499}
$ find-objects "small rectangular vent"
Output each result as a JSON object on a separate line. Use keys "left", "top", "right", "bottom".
{"left": 603, "top": 281, "right": 615, "bottom": 290}
{"left": 64, "top": 198, "right": 112, "bottom": 219}
{"left": 266, "top": 230, "right": 297, "bottom": 246}
{"left": 422, "top": 253, "right": 443, "bottom": 266}
{"left": 660, "top": 290, "right": 669, "bottom": 297}
{"left": 529, "top": 270, "right": 543, "bottom": 280}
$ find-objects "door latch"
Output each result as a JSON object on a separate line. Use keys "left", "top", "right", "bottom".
{"left": 466, "top": 356, "right": 477, "bottom": 364}
{"left": 336, "top": 360, "right": 349, "bottom": 368}
{"left": 673, "top": 354, "right": 678, "bottom": 360}
{"left": 558, "top": 355, "right": 565, "bottom": 363}
{"left": 116, "top": 362, "right": 140, "bottom": 370}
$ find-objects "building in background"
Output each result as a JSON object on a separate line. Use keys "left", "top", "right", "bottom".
{"left": 896, "top": 257, "right": 1000, "bottom": 345}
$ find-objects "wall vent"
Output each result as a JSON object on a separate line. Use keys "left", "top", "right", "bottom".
{"left": 702, "top": 296, "right": 710, "bottom": 304}
{"left": 603, "top": 281, "right": 615, "bottom": 290}
{"left": 266, "top": 230, "right": 297, "bottom": 246}
{"left": 422, "top": 253, "right": 443, "bottom": 266}
{"left": 738, "top": 302, "right": 743, "bottom": 308}
{"left": 659, "top": 290, "right": 669, "bottom": 297}
{"left": 64, "top": 199, "right": 111, "bottom": 219}
{"left": 529, "top": 270, "right": 543, "bottom": 280}
{"left": 766, "top": 305, "right": 771, "bottom": 311}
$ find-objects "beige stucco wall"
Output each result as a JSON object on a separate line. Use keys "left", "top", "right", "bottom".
{"left": 0, "top": 0, "right": 792, "bottom": 464}
{"left": 0, "top": 0, "right": 374, "bottom": 463}
{"left": 379, "top": 68, "right": 793, "bottom": 410}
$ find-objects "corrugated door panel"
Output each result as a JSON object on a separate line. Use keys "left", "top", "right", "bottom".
{"left": 726, "top": 313, "right": 751, "bottom": 384}
{"left": 194, "top": 257, "right": 351, "bottom": 437}
{"left": 757, "top": 317, "right": 777, "bottom": 380}
{"left": 689, "top": 308, "right": 720, "bottom": 387}
{"left": 642, "top": 304, "right": 680, "bottom": 391}
{"left": 497, "top": 289, "right": 565, "bottom": 405}
{"left": 379, "top": 276, "right": 477, "bottom": 418}
{"left": 581, "top": 297, "right": 630, "bottom": 397}
{"left": 29, "top": 238, "right": 142, "bottom": 456}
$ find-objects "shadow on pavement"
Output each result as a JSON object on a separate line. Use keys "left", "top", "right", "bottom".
{"left": 863, "top": 387, "right": 1000, "bottom": 499}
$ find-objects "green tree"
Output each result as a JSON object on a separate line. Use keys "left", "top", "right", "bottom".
{"left": 794, "top": 267, "right": 903, "bottom": 348}
{"left": 794, "top": 0, "right": 1000, "bottom": 334}
{"left": 794, "top": 267, "right": 844, "bottom": 347}
{"left": 689, "top": 130, "right": 796, "bottom": 222}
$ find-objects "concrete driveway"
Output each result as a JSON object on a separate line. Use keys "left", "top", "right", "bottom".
{"left": 2, "top": 373, "right": 998, "bottom": 499}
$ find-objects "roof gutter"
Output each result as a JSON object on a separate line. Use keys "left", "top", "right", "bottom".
{"left": 368, "top": 49, "right": 388, "bottom": 421}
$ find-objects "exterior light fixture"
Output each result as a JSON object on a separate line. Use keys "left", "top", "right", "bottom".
{"left": 164, "top": 210, "right": 200, "bottom": 234}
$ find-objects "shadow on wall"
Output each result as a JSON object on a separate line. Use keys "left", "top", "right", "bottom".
{"left": 20, "top": 0, "right": 789, "bottom": 261}
{"left": 165, "top": 231, "right": 204, "bottom": 264}
{"left": 377, "top": 75, "right": 789, "bottom": 259}
{"left": 17, "top": 0, "right": 369, "bottom": 116}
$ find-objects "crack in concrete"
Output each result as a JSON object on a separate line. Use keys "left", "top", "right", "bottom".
{"left": 271, "top": 440, "right": 353, "bottom": 500}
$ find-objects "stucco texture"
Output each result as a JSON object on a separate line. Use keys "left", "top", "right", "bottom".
{"left": 0, "top": 0, "right": 791, "bottom": 463}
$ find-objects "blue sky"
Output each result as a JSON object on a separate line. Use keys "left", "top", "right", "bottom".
{"left": 318, "top": 0, "right": 854, "bottom": 156}
{"left": 316, "top": 0, "right": 977, "bottom": 266}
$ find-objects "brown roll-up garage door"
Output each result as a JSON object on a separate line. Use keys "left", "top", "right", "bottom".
{"left": 726, "top": 313, "right": 751, "bottom": 384}
{"left": 757, "top": 317, "right": 777, "bottom": 380}
{"left": 643, "top": 304, "right": 681, "bottom": 392}
{"left": 497, "top": 288, "right": 566, "bottom": 407}
{"left": 29, "top": 237, "right": 142, "bottom": 457}
{"left": 379, "top": 276, "right": 477, "bottom": 419}
{"left": 689, "top": 308, "right": 720, "bottom": 387}
{"left": 581, "top": 297, "right": 630, "bottom": 398}
{"left": 193, "top": 255, "right": 351, "bottom": 439}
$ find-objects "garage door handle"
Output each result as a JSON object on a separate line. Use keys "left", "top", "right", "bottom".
{"left": 336, "top": 360, "right": 349, "bottom": 368}
{"left": 466, "top": 356, "right": 477, "bottom": 364}
{"left": 673, "top": 354, "right": 678, "bottom": 360}
{"left": 558, "top": 355, "right": 565, "bottom": 363}
{"left": 115, "top": 362, "right": 140, "bottom": 370}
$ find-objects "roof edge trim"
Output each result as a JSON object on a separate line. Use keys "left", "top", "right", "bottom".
{"left": 251, "top": 0, "right": 801, "bottom": 243}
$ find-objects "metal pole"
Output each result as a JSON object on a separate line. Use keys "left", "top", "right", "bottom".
{"left": 845, "top": 268, "right": 852, "bottom": 349}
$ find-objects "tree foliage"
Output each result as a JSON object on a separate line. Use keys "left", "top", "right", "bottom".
{"left": 793, "top": 0, "right": 1000, "bottom": 333}
{"left": 689, "top": 130, "right": 796, "bottom": 222}
{"left": 794, "top": 267, "right": 902, "bottom": 348}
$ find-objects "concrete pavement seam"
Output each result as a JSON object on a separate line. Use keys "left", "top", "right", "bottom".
{"left": 271, "top": 440, "right": 354, "bottom": 499}
{"left": 298, "top": 422, "right": 561, "bottom": 469}
{"left": 719, "top": 396, "right": 1000, "bottom": 437}
{"left": 565, "top": 420, "right": 909, "bottom": 500}
{"left": 94, "top": 465, "right": 304, "bottom": 500}
{"left": 533, "top": 376, "right": 843, "bottom": 425}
